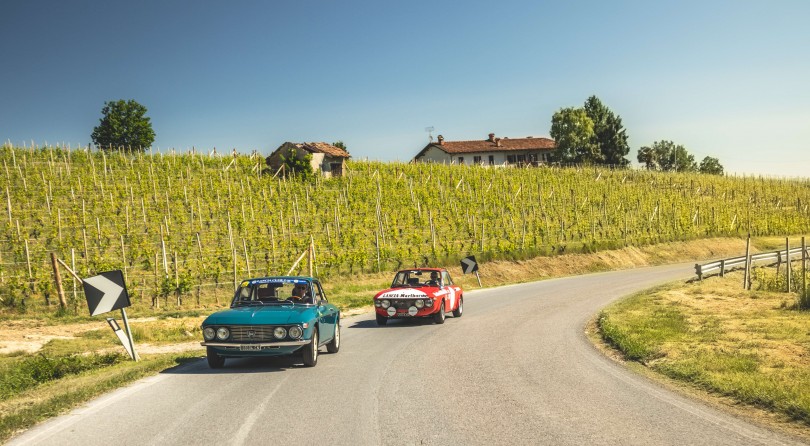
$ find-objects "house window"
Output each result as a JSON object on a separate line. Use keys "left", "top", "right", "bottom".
{"left": 488, "top": 155, "right": 495, "bottom": 165}
{"left": 458, "top": 156, "right": 464, "bottom": 164}
{"left": 506, "top": 155, "right": 516, "bottom": 164}
{"left": 516, "top": 155, "right": 526, "bottom": 164}
{"left": 473, "top": 156, "right": 482, "bottom": 164}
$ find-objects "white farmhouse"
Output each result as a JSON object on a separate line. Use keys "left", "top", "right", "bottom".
{"left": 413, "top": 133, "right": 556, "bottom": 166}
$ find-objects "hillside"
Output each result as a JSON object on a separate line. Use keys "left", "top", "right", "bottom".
{"left": 2, "top": 144, "right": 809, "bottom": 315}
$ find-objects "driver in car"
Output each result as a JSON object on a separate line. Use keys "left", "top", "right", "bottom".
{"left": 291, "top": 284, "right": 308, "bottom": 301}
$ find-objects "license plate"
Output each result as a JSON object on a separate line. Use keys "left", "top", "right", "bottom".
{"left": 240, "top": 345, "right": 262, "bottom": 351}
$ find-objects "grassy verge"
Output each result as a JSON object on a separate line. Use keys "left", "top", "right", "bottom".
{"left": 598, "top": 273, "right": 810, "bottom": 428}
{"left": 0, "top": 352, "right": 199, "bottom": 443}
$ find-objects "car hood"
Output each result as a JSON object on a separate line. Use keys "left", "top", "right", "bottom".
{"left": 374, "top": 287, "right": 443, "bottom": 299}
{"left": 203, "top": 305, "right": 318, "bottom": 326}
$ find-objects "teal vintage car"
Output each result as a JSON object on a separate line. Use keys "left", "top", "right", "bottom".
{"left": 200, "top": 276, "right": 340, "bottom": 368}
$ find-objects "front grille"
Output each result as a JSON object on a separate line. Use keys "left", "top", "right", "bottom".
{"left": 392, "top": 300, "right": 420, "bottom": 309}
{"left": 229, "top": 326, "right": 276, "bottom": 342}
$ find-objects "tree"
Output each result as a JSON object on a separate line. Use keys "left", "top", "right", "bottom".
{"left": 281, "top": 148, "right": 315, "bottom": 180}
{"left": 332, "top": 141, "right": 350, "bottom": 154}
{"left": 583, "top": 96, "right": 630, "bottom": 166}
{"left": 549, "top": 107, "right": 600, "bottom": 164}
{"left": 637, "top": 140, "right": 697, "bottom": 172}
{"left": 91, "top": 99, "right": 155, "bottom": 152}
{"left": 699, "top": 156, "right": 724, "bottom": 175}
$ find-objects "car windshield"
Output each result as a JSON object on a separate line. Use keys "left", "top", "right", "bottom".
{"left": 231, "top": 278, "right": 315, "bottom": 307}
{"left": 391, "top": 270, "right": 441, "bottom": 288}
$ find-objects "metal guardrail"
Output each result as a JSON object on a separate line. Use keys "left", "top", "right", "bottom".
{"left": 695, "top": 247, "right": 808, "bottom": 280}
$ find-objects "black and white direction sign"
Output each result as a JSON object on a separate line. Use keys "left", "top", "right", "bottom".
{"left": 83, "top": 270, "right": 131, "bottom": 316}
{"left": 460, "top": 255, "right": 479, "bottom": 274}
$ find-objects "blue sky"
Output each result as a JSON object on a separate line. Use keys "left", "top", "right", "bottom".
{"left": 1, "top": 1, "right": 808, "bottom": 177}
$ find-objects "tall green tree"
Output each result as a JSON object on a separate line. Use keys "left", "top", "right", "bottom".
{"left": 549, "top": 107, "right": 600, "bottom": 164}
{"left": 583, "top": 96, "right": 630, "bottom": 166}
{"left": 91, "top": 99, "right": 155, "bottom": 152}
{"left": 637, "top": 140, "right": 697, "bottom": 172}
{"left": 699, "top": 156, "right": 724, "bottom": 175}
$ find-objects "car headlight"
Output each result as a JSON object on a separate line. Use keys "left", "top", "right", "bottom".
{"left": 273, "top": 327, "right": 287, "bottom": 339}
{"left": 203, "top": 327, "right": 216, "bottom": 341}
{"left": 425, "top": 299, "right": 434, "bottom": 307}
{"left": 216, "top": 327, "right": 230, "bottom": 340}
{"left": 381, "top": 299, "right": 391, "bottom": 309}
{"left": 414, "top": 299, "right": 425, "bottom": 309}
{"left": 288, "top": 326, "right": 303, "bottom": 339}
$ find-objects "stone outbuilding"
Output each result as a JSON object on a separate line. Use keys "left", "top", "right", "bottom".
{"left": 266, "top": 142, "right": 350, "bottom": 177}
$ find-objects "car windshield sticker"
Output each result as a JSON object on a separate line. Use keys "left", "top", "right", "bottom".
{"left": 248, "top": 278, "right": 308, "bottom": 286}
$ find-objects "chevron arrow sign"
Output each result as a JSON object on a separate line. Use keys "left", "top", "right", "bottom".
{"left": 460, "top": 256, "right": 479, "bottom": 274}
{"left": 83, "top": 270, "right": 131, "bottom": 316}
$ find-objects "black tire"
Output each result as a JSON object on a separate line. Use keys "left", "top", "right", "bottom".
{"left": 376, "top": 314, "right": 388, "bottom": 326}
{"left": 433, "top": 300, "right": 446, "bottom": 324}
{"left": 453, "top": 297, "right": 463, "bottom": 318}
{"left": 302, "top": 327, "right": 319, "bottom": 367}
{"left": 206, "top": 347, "right": 225, "bottom": 369}
{"left": 326, "top": 319, "right": 340, "bottom": 353}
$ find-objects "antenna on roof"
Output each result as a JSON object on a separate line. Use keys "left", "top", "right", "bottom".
{"left": 425, "top": 126, "right": 435, "bottom": 142}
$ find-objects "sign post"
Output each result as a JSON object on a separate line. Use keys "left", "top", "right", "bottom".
{"left": 460, "top": 255, "right": 482, "bottom": 287}
{"left": 82, "top": 270, "right": 138, "bottom": 361}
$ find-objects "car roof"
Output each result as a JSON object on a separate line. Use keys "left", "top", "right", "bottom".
{"left": 396, "top": 268, "right": 444, "bottom": 273}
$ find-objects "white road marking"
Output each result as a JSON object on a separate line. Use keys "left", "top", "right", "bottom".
{"left": 230, "top": 375, "right": 290, "bottom": 446}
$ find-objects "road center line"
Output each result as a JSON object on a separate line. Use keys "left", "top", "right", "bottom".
{"left": 230, "top": 375, "right": 290, "bottom": 446}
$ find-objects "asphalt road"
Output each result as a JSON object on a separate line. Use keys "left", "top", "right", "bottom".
{"left": 9, "top": 263, "right": 807, "bottom": 446}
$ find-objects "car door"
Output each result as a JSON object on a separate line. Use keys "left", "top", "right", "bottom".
{"left": 442, "top": 271, "right": 457, "bottom": 311}
{"left": 314, "top": 281, "right": 336, "bottom": 343}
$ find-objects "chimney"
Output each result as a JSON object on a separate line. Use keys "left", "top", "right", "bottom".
{"left": 488, "top": 133, "right": 496, "bottom": 142}
{"left": 437, "top": 135, "right": 444, "bottom": 145}
{"left": 495, "top": 138, "right": 501, "bottom": 147}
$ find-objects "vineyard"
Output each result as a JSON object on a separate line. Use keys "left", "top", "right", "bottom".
{"left": 2, "top": 144, "right": 810, "bottom": 314}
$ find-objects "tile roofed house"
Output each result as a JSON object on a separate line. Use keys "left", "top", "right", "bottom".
{"left": 413, "top": 133, "right": 556, "bottom": 166}
{"left": 266, "top": 142, "right": 351, "bottom": 177}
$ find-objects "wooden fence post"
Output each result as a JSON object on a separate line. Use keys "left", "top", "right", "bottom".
{"left": 802, "top": 236, "right": 807, "bottom": 299}
{"left": 720, "top": 259, "right": 726, "bottom": 277}
{"left": 786, "top": 237, "right": 791, "bottom": 293}
{"left": 743, "top": 234, "right": 751, "bottom": 290}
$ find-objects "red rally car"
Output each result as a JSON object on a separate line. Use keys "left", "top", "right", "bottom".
{"left": 373, "top": 268, "right": 463, "bottom": 325}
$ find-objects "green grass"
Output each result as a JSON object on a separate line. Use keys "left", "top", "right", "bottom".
{"left": 0, "top": 353, "right": 199, "bottom": 444}
{"left": 599, "top": 276, "right": 810, "bottom": 426}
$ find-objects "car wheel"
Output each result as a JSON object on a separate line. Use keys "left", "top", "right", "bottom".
{"left": 206, "top": 347, "right": 225, "bottom": 369}
{"left": 433, "top": 300, "right": 446, "bottom": 324}
{"left": 302, "top": 327, "right": 319, "bottom": 367}
{"left": 326, "top": 319, "right": 340, "bottom": 353}
{"left": 452, "top": 297, "right": 463, "bottom": 318}
{"left": 376, "top": 314, "right": 388, "bottom": 326}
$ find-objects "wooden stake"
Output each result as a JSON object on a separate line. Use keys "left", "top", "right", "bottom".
{"left": 50, "top": 252, "right": 67, "bottom": 309}
{"left": 786, "top": 237, "right": 791, "bottom": 293}
{"left": 743, "top": 234, "right": 751, "bottom": 290}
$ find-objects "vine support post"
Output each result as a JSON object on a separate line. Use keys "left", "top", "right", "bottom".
{"left": 50, "top": 252, "right": 67, "bottom": 310}
{"left": 232, "top": 248, "right": 238, "bottom": 291}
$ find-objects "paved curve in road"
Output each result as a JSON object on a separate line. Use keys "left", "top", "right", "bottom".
{"left": 9, "top": 263, "right": 807, "bottom": 446}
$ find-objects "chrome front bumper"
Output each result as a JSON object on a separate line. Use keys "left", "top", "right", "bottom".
{"left": 201, "top": 340, "right": 309, "bottom": 348}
